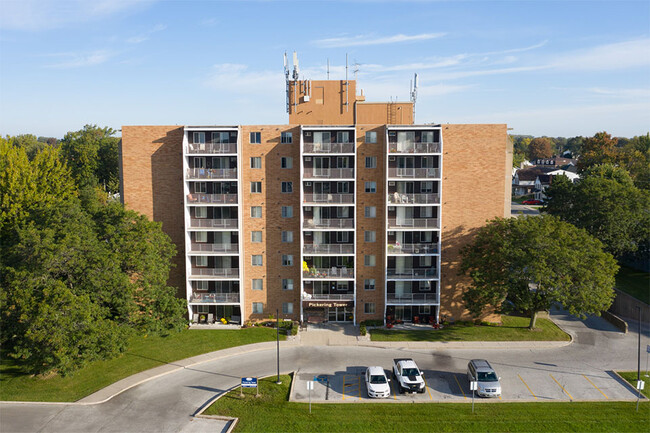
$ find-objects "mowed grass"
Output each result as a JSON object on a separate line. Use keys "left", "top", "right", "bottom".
{"left": 618, "top": 371, "right": 650, "bottom": 399}
{"left": 615, "top": 266, "right": 650, "bottom": 304}
{"left": 0, "top": 327, "right": 282, "bottom": 402}
{"left": 204, "top": 375, "right": 649, "bottom": 433}
{"left": 370, "top": 315, "right": 570, "bottom": 342}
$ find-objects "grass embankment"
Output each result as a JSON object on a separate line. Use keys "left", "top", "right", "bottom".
{"left": 615, "top": 266, "right": 650, "bottom": 304}
{"left": 618, "top": 371, "right": 650, "bottom": 399}
{"left": 0, "top": 327, "right": 282, "bottom": 402}
{"left": 204, "top": 375, "right": 649, "bottom": 433}
{"left": 370, "top": 315, "right": 570, "bottom": 342}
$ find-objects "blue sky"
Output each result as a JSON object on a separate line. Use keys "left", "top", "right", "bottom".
{"left": 1, "top": 0, "right": 648, "bottom": 138}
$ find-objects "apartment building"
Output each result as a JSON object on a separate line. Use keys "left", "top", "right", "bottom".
{"left": 120, "top": 78, "right": 512, "bottom": 325}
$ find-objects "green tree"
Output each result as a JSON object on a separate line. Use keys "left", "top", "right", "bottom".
{"left": 577, "top": 131, "right": 618, "bottom": 172}
{"left": 460, "top": 215, "right": 618, "bottom": 329}
{"left": 618, "top": 133, "right": 650, "bottom": 190}
{"left": 565, "top": 136, "right": 584, "bottom": 157}
{"left": 527, "top": 137, "right": 554, "bottom": 160}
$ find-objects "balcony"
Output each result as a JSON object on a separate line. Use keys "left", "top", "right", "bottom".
{"left": 190, "top": 268, "right": 239, "bottom": 278}
{"left": 386, "top": 268, "right": 438, "bottom": 279}
{"left": 303, "top": 142, "right": 355, "bottom": 154}
{"left": 387, "top": 243, "right": 439, "bottom": 254}
{"left": 303, "top": 168, "right": 354, "bottom": 179}
{"left": 303, "top": 218, "right": 354, "bottom": 229}
{"left": 301, "top": 293, "right": 354, "bottom": 301}
{"left": 187, "top": 142, "right": 237, "bottom": 154}
{"left": 386, "top": 293, "right": 438, "bottom": 304}
{"left": 190, "top": 292, "right": 240, "bottom": 303}
{"left": 303, "top": 193, "right": 354, "bottom": 204}
{"left": 388, "top": 142, "right": 441, "bottom": 154}
{"left": 186, "top": 168, "right": 237, "bottom": 180}
{"left": 190, "top": 243, "right": 239, "bottom": 254}
{"left": 303, "top": 267, "right": 354, "bottom": 279}
{"left": 387, "top": 218, "right": 439, "bottom": 229}
{"left": 303, "top": 244, "right": 354, "bottom": 255}
{"left": 187, "top": 193, "right": 238, "bottom": 204}
{"left": 387, "top": 168, "right": 440, "bottom": 179}
{"left": 189, "top": 218, "right": 238, "bottom": 229}
{"left": 387, "top": 193, "right": 440, "bottom": 205}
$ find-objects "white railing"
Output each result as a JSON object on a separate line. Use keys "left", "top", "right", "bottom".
{"left": 189, "top": 218, "right": 238, "bottom": 229}
{"left": 301, "top": 293, "right": 354, "bottom": 301}
{"left": 303, "top": 268, "right": 354, "bottom": 278}
{"left": 303, "top": 142, "right": 355, "bottom": 154}
{"left": 303, "top": 244, "right": 354, "bottom": 254}
{"left": 187, "top": 193, "right": 238, "bottom": 204}
{"left": 388, "top": 168, "right": 440, "bottom": 179}
{"left": 387, "top": 218, "right": 439, "bottom": 229}
{"left": 303, "top": 193, "right": 354, "bottom": 204}
{"left": 387, "top": 243, "right": 439, "bottom": 254}
{"left": 190, "top": 243, "right": 239, "bottom": 253}
{"left": 186, "top": 168, "right": 237, "bottom": 179}
{"left": 387, "top": 193, "right": 440, "bottom": 204}
{"left": 386, "top": 293, "right": 438, "bottom": 303}
{"left": 187, "top": 142, "right": 237, "bottom": 154}
{"left": 388, "top": 142, "right": 441, "bottom": 154}
{"left": 190, "top": 293, "right": 240, "bottom": 303}
{"left": 303, "top": 168, "right": 355, "bottom": 179}
{"left": 386, "top": 268, "right": 438, "bottom": 279}
{"left": 303, "top": 218, "right": 354, "bottom": 229}
{"left": 190, "top": 268, "right": 239, "bottom": 278}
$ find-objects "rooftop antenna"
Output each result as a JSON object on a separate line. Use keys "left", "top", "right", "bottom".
{"left": 327, "top": 58, "right": 330, "bottom": 80}
{"left": 292, "top": 51, "right": 300, "bottom": 81}
{"left": 344, "top": 53, "right": 349, "bottom": 112}
{"left": 353, "top": 60, "right": 360, "bottom": 81}
{"left": 410, "top": 73, "right": 418, "bottom": 122}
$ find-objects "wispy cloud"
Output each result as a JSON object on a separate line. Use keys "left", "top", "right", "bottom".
{"left": 313, "top": 33, "right": 446, "bottom": 48}
{"left": 204, "top": 64, "right": 284, "bottom": 94}
{"left": 588, "top": 87, "right": 650, "bottom": 98}
{"left": 45, "top": 50, "right": 114, "bottom": 69}
{"left": 126, "top": 23, "right": 166, "bottom": 44}
{"left": 550, "top": 38, "right": 650, "bottom": 71}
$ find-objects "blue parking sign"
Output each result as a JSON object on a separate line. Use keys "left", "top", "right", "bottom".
{"left": 241, "top": 377, "right": 258, "bottom": 388}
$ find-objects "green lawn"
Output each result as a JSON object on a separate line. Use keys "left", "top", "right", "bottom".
{"left": 618, "top": 371, "right": 650, "bottom": 399}
{"left": 0, "top": 327, "right": 282, "bottom": 402}
{"left": 615, "top": 266, "right": 650, "bottom": 305}
{"left": 370, "top": 315, "right": 570, "bottom": 342}
{"left": 204, "top": 375, "right": 649, "bottom": 432}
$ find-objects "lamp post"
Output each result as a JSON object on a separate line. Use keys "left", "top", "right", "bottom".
{"left": 276, "top": 308, "right": 282, "bottom": 384}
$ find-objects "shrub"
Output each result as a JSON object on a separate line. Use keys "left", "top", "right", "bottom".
{"left": 359, "top": 324, "right": 367, "bottom": 336}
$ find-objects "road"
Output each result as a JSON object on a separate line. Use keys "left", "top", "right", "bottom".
{"left": 1, "top": 310, "right": 648, "bottom": 433}
{"left": 511, "top": 203, "right": 541, "bottom": 217}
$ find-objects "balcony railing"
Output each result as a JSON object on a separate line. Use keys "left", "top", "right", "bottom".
{"left": 303, "top": 218, "right": 354, "bottom": 229}
{"left": 303, "top": 193, "right": 354, "bottom": 204}
{"left": 186, "top": 168, "right": 237, "bottom": 180}
{"left": 302, "top": 293, "right": 354, "bottom": 301}
{"left": 388, "top": 142, "right": 441, "bottom": 154}
{"left": 387, "top": 243, "right": 439, "bottom": 254}
{"left": 303, "top": 168, "right": 355, "bottom": 179}
{"left": 189, "top": 218, "right": 238, "bottom": 229}
{"left": 387, "top": 218, "right": 439, "bottom": 229}
{"left": 303, "top": 267, "right": 354, "bottom": 279}
{"left": 187, "top": 142, "right": 237, "bottom": 154}
{"left": 387, "top": 193, "right": 440, "bottom": 204}
{"left": 187, "top": 193, "right": 238, "bottom": 204}
{"left": 387, "top": 293, "right": 438, "bottom": 304}
{"left": 386, "top": 268, "right": 438, "bottom": 279}
{"left": 190, "top": 268, "right": 239, "bottom": 278}
{"left": 190, "top": 293, "right": 240, "bottom": 303}
{"left": 388, "top": 168, "right": 440, "bottom": 179}
{"left": 190, "top": 243, "right": 239, "bottom": 253}
{"left": 303, "top": 244, "right": 354, "bottom": 254}
{"left": 303, "top": 142, "right": 355, "bottom": 154}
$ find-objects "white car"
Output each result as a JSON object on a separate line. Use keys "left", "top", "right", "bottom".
{"left": 365, "top": 366, "right": 391, "bottom": 398}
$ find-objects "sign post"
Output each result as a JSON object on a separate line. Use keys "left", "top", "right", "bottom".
{"left": 470, "top": 381, "right": 478, "bottom": 413}
{"left": 636, "top": 380, "right": 645, "bottom": 412}
{"left": 307, "top": 381, "right": 314, "bottom": 414}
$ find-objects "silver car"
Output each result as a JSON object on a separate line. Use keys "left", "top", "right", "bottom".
{"left": 467, "top": 359, "right": 501, "bottom": 397}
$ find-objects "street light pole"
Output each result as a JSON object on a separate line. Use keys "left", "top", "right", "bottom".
{"left": 276, "top": 308, "right": 282, "bottom": 384}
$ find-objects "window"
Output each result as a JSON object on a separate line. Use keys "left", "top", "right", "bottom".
{"left": 281, "top": 231, "right": 293, "bottom": 243}
{"left": 422, "top": 131, "right": 434, "bottom": 143}
{"left": 421, "top": 181, "right": 433, "bottom": 193}
{"left": 195, "top": 207, "right": 207, "bottom": 218}
{"left": 365, "top": 181, "right": 377, "bottom": 193}
{"left": 195, "top": 256, "right": 207, "bottom": 267}
{"left": 337, "top": 131, "right": 350, "bottom": 143}
{"left": 252, "top": 279, "right": 263, "bottom": 291}
{"left": 364, "top": 231, "right": 376, "bottom": 242}
{"left": 195, "top": 231, "right": 207, "bottom": 243}
{"left": 195, "top": 182, "right": 207, "bottom": 193}
{"left": 250, "top": 157, "right": 261, "bottom": 169}
{"left": 250, "top": 132, "right": 261, "bottom": 144}
{"left": 281, "top": 206, "right": 293, "bottom": 218}
{"left": 364, "top": 279, "right": 376, "bottom": 290}
{"left": 364, "top": 255, "right": 376, "bottom": 266}
{"left": 337, "top": 182, "right": 350, "bottom": 193}
{"left": 364, "top": 303, "right": 376, "bottom": 314}
{"left": 282, "top": 302, "right": 294, "bottom": 314}
{"left": 281, "top": 182, "right": 293, "bottom": 193}
{"left": 365, "top": 131, "right": 377, "bottom": 143}
{"left": 281, "top": 157, "right": 293, "bottom": 168}
{"left": 420, "top": 305, "right": 431, "bottom": 314}
{"left": 194, "top": 157, "right": 206, "bottom": 168}
{"left": 336, "top": 231, "right": 349, "bottom": 242}
{"left": 281, "top": 132, "right": 293, "bottom": 143}
{"left": 252, "top": 302, "right": 263, "bottom": 314}
{"left": 251, "top": 182, "right": 261, "bottom": 193}
{"left": 365, "top": 156, "right": 377, "bottom": 168}
{"left": 251, "top": 231, "right": 262, "bottom": 243}
{"left": 364, "top": 206, "right": 376, "bottom": 218}
{"left": 251, "top": 206, "right": 262, "bottom": 218}
{"left": 195, "top": 280, "right": 209, "bottom": 290}
{"left": 252, "top": 255, "right": 263, "bottom": 266}
{"left": 193, "top": 132, "right": 205, "bottom": 144}
{"left": 212, "top": 131, "right": 229, "bottom": 143}
{"left": 282, "top": 255, "right": 293, "bottom": 266}
{"left": 282, "top": 279, "right": 294, "bottom": 290}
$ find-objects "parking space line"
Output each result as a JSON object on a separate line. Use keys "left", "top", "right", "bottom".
{"left": 358, "top": 375, "right": 362, "bottom": 400}
{"left": 550, "top": 374, "right": 573, "bottom": 400}
{"left": 453, "top": 375, "right": 467, "bottom": 400}
{"left": 518, "top": 374, "right": 537, "bottom": 400}
{"left": 342, "top": 375, "right": 346, "bottom": 400}
{"left": 423, "top": 375, "right": 433, "bottom": 400}
{"left": 583, "top": 375, "right": 608, "bottom": 400}
{"left": 390, "top": 378, "right": 397, "bottom": 400}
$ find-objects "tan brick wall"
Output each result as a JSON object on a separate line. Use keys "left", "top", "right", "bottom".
{"left": 356, "top": 103, "right": 413, "bottom": 125}
{"left": 289, "top": 80, "right": 356, "bottom": 125}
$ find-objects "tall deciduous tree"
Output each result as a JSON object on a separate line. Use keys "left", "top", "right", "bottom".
{"left": 460, "top": 215, "right": 617, "bottom": 329}
{"left": 527, "top": 137, "right": 554, "bottom": 160}
{"left": 577, "top": 131, "right": 618, "bottom": 173}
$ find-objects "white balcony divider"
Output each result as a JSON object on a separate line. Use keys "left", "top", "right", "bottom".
{"left": 187, "top": 193, "right": 238, "bottom": 204}
{"left": 303, "top": 193, "right": 354, "bottom": 204}
{"left": 386, "top": 218, "right": 439, "bottom": 229}
{"left": 387, "top": 193, "right": 440, "bottom": 204}
{"left": 189, "top": 218, "right": 238, "bottom": 228}
{"left": 186, "top": 168, "right": 237, "bottom": 179}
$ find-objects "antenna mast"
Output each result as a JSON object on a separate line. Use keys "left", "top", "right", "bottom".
{"left": 327, "top": 58, "right": 330, "bottom": 80}
{"left": 285, "top": 51, "right": 300, "bottom": 113}
{"left": 410, "top": 73, "right": 418, "bottom": 122}
{"left": 284, "top": 52, "right": 290, "bottom": 113}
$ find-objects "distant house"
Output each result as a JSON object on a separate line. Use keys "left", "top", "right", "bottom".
{"left": 512, "top": 167, "right": 555, "bottom": 197}
{"left": 532, "top": 156, "right": 577, "bottom": 168}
